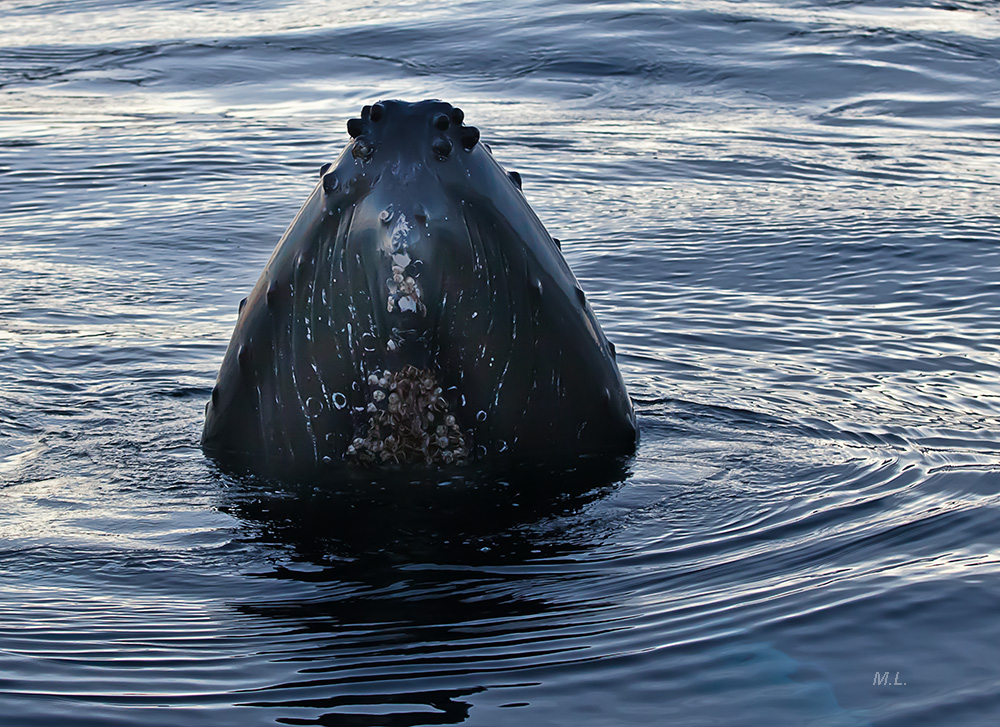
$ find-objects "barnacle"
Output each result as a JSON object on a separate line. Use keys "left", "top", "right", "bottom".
{"left": 347, "top": 365, "right": 467, "bottom": 466}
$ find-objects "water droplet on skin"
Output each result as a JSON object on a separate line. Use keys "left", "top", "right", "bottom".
{"left": 333, "top": 392, "right": 347, "bottom": 409}
{"left": 476, "top": 410, "right": 487, "bottom": 422}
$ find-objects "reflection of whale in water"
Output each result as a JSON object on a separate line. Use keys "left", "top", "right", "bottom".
{"left": 202, "top": 99, "right": 636, "bottom": 478}
{"left": 223, "top": 460, "right": 629, "bottom": 563}
{"left": 221, "top": 463, "right": 630, "bottom": 725}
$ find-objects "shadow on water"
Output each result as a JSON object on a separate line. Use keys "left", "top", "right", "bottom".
{"left": 215, "top": 461, "right": 633, "bottom": 726}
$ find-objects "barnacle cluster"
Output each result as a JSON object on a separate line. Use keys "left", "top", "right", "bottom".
{"left": 346, "top": 365, "right": 467, "bottom": 466}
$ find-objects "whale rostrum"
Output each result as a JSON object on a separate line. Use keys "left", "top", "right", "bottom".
{"left": 202, "top": 99, "right": 637, "bottom": 477}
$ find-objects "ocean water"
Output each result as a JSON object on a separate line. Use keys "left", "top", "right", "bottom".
{"left": 2, "top": 0, "right": 1000, "bottom": 725}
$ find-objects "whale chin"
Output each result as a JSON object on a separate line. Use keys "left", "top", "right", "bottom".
{"left": 202, "top": 99, "right": 637, "bottom": 478}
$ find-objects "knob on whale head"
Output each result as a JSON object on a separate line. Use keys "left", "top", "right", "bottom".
{"left": 344, "top": 99, "right": 479, "bottom": 161}
{"left": 321, "top": 99, "right": 496, "bottom": 212}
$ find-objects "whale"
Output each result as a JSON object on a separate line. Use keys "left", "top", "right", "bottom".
{"left": 202, "top": 99, "right": 637, "bottom": 478}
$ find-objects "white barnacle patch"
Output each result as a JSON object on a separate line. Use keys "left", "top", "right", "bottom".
{"left": 386, "top": 260, "right": 425, "bottom": 315}
{"left": 382, "top": 213, "right": 426, "bottom": 316}
{"left": 389, "top": 213, "right": 412, "bottom": 252}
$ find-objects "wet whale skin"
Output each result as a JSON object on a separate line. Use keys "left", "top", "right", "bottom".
{"left": 202, "top": 99, "right": 637, "bottom": 476}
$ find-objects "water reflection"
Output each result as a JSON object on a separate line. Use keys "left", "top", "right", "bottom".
{"left": 221, "top": 460, "right": 629, "bottom": 560}
{"left": 218, "top": 462, "right": 631, "bottom": 725}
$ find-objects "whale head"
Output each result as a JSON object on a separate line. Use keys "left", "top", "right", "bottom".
{"left": 203, "top": 100, "right": 637, "bottom": 478}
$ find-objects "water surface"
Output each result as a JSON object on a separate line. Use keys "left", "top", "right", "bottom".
{"left": 2, "top": 1, "right": 1000, "bottom": 725}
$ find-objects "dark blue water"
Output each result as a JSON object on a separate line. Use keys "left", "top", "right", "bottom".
{"left": 3, "top": 1, "right": 1000, "bottom": 724}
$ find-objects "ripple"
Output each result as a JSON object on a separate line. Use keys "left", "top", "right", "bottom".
{"left": 3, "top": 0, "right": 1000, "bottom": 724}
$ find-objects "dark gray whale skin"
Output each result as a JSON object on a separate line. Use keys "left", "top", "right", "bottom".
{"left": 202, "top": 99, "right": 637, "bottom": 477}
